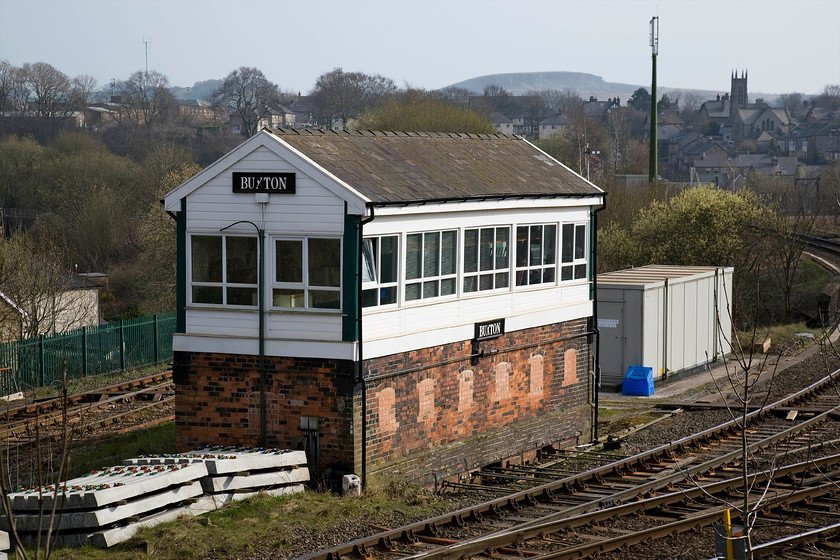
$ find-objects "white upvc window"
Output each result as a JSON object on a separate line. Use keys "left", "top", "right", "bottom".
{"left": 405, "top": 230, "right": 457, "bottom": 301}
{"left": 560, "top": 223, "right": 588, "bottom": 281}
{"left": 272, "top": 237, "right": 341, "bottom": 310}
{"left": 190, "top": 234, "right": 258, "bottom": 307}
{"left": 515, "top": 224, "right": 557, "bottom": 286}
{"left": 463, "top": 226, "right": 510, "bottom": 293}
{"left": 362, "top": 235, "right": 399, "bottom": 307}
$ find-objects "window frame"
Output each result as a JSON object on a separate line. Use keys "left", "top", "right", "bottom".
{"left": 514, "top": 223, "right": 558, "bottom": 288}
{"left": 271, "top": 235, "right": 343, "bottom": 312}
{"left": 404, "top": 229, "right": 458, "bottom": 303}
{"left": 362, "top": 234, "right": 399, "bottom": 308}
{"left": 463, "top": 225, "right": 511, "bottom": 294}
{"left": 188, "top": 233, "right": 259, "bottom": 308}
{"left": 560, "top": 222, "right": 589, "bottom": 282}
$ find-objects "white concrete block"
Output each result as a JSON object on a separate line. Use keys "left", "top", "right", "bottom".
{"left": 126, "top": 446, "right": 307, "bottom": 474}
{"left": 6, "top": 481, "right": 203, "bottom": 531}
{"left": 9, "top": 462, "right": 207, "bottom": 510}
{"left": 201, "top": 467, "right": 310, "bottom": 493}
{"left": 342, "top": 474, "right": 361, "bottom": 496}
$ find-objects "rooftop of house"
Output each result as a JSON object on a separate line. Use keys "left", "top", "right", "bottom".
{"left": 178, "top": 99, "right": 212, "bottom": 107}
{"left": 692, "top": 153, "right": 799, "bottom": 176}
{"left": 488, "top": 111, "right": 512, "bottom": 124}
{"left": 785, "top": 119, "right": 840, "bottom": 139}
{"left": 539, "top": 113, "right": 570, "bottom": 126}
{"left": 737, "top": 106, "right": 792, "bottom": 126}
{"left": 267, "top": 128, "right": 603, "bottom": 204}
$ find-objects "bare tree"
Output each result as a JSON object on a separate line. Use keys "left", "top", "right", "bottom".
{"left": 776, "top": 92, "right": 804, "bottom": 119}
{"left": 211, "top": 66, "right": 281, "bottom": 137}
{"left": 535, "top": 88, "right": 584, "bottom": 115}
{"left": 437, "top": 86, "right": 471, "bottom": 106}
{"left": 0, "top": 60, "right": 21, "bottom": 113}
{"left": 604, "top": 106, "right": 647, "bottom": 175}
{"left": 118, "top": 70, "right": 177, "bottom": 126}
{"left": 811, "top": 84, "right": 840, "bottom": 108}
{"left": 19, "top": 62, "right": 91, "bottom": 140}
{"left": 0, "top": 232, "right": 94, "bottom": 341}
{"left": 310, "top": 68, "right": 397, "bottom": 128}
{"left": 763, "top": 203, "right": 819, "bottom": 321}
{"left": 1, "top": 361, "right": 75, "bottom": 560}
{"left": 706, "top": 301, "right": 779, "bottom": 559}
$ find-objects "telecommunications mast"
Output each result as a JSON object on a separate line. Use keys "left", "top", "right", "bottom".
{"left": 648, "top": 16, "right": 659, "bottom": 183}
{"left": 143, "top": 37, "right": 151, "bottom": 85}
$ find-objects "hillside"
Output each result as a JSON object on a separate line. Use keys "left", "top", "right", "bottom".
{"left": 445, "top": 70, "right": 720, "bottom": 100}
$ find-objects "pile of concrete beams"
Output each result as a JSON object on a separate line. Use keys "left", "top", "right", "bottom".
{"left": 1, "top": 446, "right": 308, "bottom": 549}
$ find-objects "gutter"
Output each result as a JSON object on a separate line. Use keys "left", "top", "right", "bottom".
{"left": 592, "top": 195, "right": 607, "bottom": 442}
{"left": 358, "top": 204, "right": 376, "bottom": 490}
{"left": 367, "top": 192, "right": 600, "bottom": 209}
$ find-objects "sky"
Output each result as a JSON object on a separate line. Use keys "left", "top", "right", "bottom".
{"left": 1, "top": 0, "right": 838, "bottom": 98}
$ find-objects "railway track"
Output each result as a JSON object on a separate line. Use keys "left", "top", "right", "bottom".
{"left": 0, "top": 371, "right": 174, "bottom": 446}
{"left": 804, "top": 234, "right": 840, "bottom": 254}
{"left": 298, "top": 367, "right": 840, "bottom": 560}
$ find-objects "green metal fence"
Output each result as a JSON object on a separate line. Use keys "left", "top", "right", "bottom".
{"left": 0, "top": 313, "right": 175, "bottom": 395}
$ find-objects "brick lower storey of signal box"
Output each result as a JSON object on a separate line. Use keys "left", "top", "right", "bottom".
{"left": 173, "top": 318, "right": 593, "bottom": 487}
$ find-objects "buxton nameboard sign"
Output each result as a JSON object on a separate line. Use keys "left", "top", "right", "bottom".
{"left": 475, "top": 318, "right": 505, "bottom": 341}
{"left": 232, "top": 172, "right": 296, "bottom": 193}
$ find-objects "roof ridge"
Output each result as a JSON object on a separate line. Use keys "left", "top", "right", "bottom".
{"left": 268, "top": 127, "right": 511, "bottom": 140}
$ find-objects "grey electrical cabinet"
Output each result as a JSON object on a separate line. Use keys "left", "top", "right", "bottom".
{"left": 597, "top": 265, "right": 733, "bottom": 389}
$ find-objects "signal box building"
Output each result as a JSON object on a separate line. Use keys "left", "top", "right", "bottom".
{"left": 164, "top": 128, "right": 605, "bottom": 487}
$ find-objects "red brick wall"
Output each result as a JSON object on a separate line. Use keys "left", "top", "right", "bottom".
{"left": 174, "top": 318, "right": 592, "bottom": 487}
{"left": 360, "top": 318, "right": 592, "bottom": 486}
{"left": 173, "top": 352, "right": 357, "bottom": 471}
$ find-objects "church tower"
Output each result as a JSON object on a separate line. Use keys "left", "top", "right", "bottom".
{"left": 730, "top": 70, "right": 748, "bottom": 119}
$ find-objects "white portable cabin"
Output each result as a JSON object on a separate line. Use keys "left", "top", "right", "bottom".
{"left": 597, "top": 265, "right": 733, "bottom": 388}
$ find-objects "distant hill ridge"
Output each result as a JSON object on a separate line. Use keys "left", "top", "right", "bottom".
{"left": 445, "top": 71, "right": 720, "bottom": 101}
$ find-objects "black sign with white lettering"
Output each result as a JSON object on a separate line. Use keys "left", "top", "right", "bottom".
{"left": 232, "top": 172, "right": 296, "bottom": 194}
{"left": 475, "top": 318, "right": 505, "bottom": 341}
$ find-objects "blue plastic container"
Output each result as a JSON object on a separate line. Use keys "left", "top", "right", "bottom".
{"left": 622, "top": 366, "right": 654, "bottom": 396}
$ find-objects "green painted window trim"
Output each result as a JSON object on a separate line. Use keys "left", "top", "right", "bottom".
{"left": 342, "top": 211, "right": 360, "bottom": 342}
{"left": 176, "top": 198, "right": 187, "bottom": 333}
{"left": 589, "top": 206, "right": 596, "bottom": 300}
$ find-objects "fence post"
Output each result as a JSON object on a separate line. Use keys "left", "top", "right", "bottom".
{"left": 119, "top": 321, "right": 125, "bottom": 371}
{"left": 39, "top": 334, "right": 45, "bottom": 387}
{"left": 153, "top": 314, "right": 159, "bottom": 364}
{"left": 82, "top": 326, "right": 88, "bottom": 378}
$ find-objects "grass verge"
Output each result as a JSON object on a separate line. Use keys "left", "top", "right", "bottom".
{"left": 66, "top": 421, "right": 176, "bottom": 479}
{"left": 45, "top": 480, "right": 455, "bottom": 560}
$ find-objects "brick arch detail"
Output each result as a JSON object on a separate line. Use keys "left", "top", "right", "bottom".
{"left": 529, "top": 354, "right": 544, "bottom": 397}
{"left": 563, "top": 348, "right": 578, "bottom": 386}
{"left": 458, "top": 369, "right": 474, "bottom": 412}
{"left": 417, "top": 378, "right": 435, "bottom": 423}
{"left": 378, "top": 386, "right": 399, "bottom": 433}
{"left": 494, "top": 362, "right": 512, "bottom": 402}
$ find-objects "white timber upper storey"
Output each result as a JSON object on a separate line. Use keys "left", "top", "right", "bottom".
{"left": 164, "top": 128, "right": 605, "bottom": 362}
